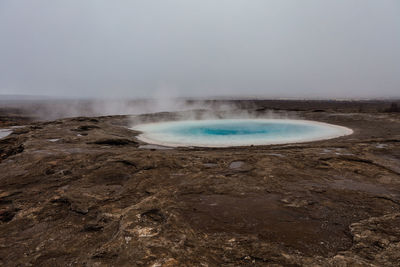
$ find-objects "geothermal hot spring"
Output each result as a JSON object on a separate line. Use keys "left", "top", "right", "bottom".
{"left": 132, "top": 119, "right": 353, "bottom": 147}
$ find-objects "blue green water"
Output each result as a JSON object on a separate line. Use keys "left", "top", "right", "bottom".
{"left": 132, "top": 119, "right": 352, "bottom": 147}
{"left": 169, "top": 122, "right": 315, "bottom": 136}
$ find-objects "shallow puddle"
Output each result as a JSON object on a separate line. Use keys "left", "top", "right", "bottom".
{"left": 203, "top": 163, "right": 218, "bottom": 168}
{"left": 229, "top": 161, "right": 244, "bottom": 169}
{"left": 0, "top": 129, "right": 12, "bottom": 139}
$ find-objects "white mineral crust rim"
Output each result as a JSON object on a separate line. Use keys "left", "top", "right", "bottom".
{"left": 131, "top": 119, "right": 353, "bottom": 148}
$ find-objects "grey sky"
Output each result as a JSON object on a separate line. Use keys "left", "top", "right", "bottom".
{"left": 0, "top": 0, "right": 399, "bottom": 99}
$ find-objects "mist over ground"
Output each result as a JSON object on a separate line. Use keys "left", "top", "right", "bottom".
{"left": 0, "top": 0, "right": 399, "bottom": 100}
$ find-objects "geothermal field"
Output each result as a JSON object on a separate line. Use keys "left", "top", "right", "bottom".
{"left": 0, "top": 99, "right": 399, "bottom": 266}
{"left": 1, "top": 1, "right": 399, "bottom": 265}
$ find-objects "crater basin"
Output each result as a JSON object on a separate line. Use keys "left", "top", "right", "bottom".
{"left": 132, "top": 119, "right": 353, "bottom": 147}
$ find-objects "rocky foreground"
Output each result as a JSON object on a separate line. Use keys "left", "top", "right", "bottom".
{"left": 0, "top": 102, "right": 400, "bottom": 266}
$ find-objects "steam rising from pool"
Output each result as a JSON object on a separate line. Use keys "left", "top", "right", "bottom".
{"left": 132, "top": 119, "right": 353, "bottom": 147}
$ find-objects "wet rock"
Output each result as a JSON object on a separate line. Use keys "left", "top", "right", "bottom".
{"left": 140, "top": 209, "right": 166, "bottom": 224}
{"left": 91, "top": 250, "right": 118, "bottom": 259}
{"left": 51, "top": 197, "right": 90, "bottom": 215}
{"left": 11, "top": 128, "right": 30, "bottom": 135}
{"left": 203, "top": 163, "right": 218, "bottom": 168}
{"left": 60, "top": 170, "right": 72, "bottom": 176}
{"left": 72, "top": 125, "right": 100, "bottom": 131}
{"left": 0, "top": 207, "right": 19, "bottom": 222}
{"left": 70, "top": 203, "right": 89, "bottom": 215}
{"left": 0, "top": 140, "right": 24, "bottom": 161}
{"left": 45, "top": 168, "right": 56, "bottom": 175}
{"left": 0, "top": 103, "right": 399, "bottom": 265}
{"left": 115, "top": 159, "right": 137, "bottom": 167}
{"left": 89, "top": 138, "right": 138, "bottom": 146}
{"left": 139, "top": 144, "right": 172, "bottom": 150}
{"left": 83, "top": 223, "right": 104, "bottom": 232}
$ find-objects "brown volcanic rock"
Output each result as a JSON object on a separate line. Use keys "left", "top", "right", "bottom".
{"left": 0, "top": 103, "right": 399, "bottom": 266}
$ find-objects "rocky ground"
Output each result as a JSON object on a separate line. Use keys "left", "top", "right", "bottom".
{"left": 0, "top": 100, "right": 399, "bottom": 266}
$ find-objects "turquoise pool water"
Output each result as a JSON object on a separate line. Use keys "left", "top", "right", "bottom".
{"left": 132, "top": 119, "right": 353, "bottom": 147}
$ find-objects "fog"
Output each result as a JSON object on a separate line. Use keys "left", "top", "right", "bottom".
{"left": 0, "top": 0, "right": 399, "bottom": 99}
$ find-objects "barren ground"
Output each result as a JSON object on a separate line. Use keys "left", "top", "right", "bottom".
{"left": 0, "top": 100, "right": 399, "bottom": 266}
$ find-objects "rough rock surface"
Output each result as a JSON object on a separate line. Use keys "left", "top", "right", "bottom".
{"left": 0, "top": 101, "right": 400, "bottom": 266}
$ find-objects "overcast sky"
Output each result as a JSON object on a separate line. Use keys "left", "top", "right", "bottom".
{"left": 0, "top": 0, "right": 399, "bottom": 99}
